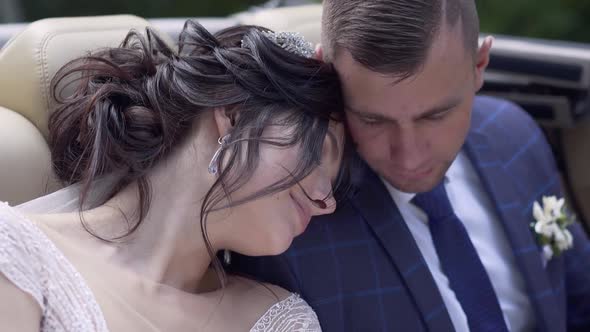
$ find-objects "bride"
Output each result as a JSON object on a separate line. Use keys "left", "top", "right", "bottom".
{"left": 0, "top": 20, "right": 350, "bottom": 331}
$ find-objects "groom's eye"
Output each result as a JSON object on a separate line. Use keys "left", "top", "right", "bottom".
{"left": 424, "top": 109, "right": 451, "bottom": 121}
{"left": 359, "top": 116, "right": 381, "bottom": 126}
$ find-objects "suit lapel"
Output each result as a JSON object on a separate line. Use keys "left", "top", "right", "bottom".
{"left": 351, "top": 166, "right": 455, "bottom": 332}
{"left": 464, "top": 129, "right": 563, "bottom": 332}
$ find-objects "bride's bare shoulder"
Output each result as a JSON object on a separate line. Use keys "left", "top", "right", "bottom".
{"left": 0, "top": 203, "right": 43, "bottom": 330}
{"left": 0, "top": 272, "right": 42, "bottom": 331}
{"left": 228, "top": 275, "right": 292, "bottom": 303}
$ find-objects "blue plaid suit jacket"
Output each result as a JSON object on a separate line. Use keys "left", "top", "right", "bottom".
{"left": 231, "top": 96, "right": 590, "bottom": 331}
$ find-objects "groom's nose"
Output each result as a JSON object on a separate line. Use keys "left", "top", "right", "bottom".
{"left": 389, "top": 126, "right": 424, "bottom": 169}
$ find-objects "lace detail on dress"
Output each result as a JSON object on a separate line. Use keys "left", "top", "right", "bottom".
{"left": 0, "top": 202, "right": 109, "bottom": 332}
{"left": 249, "top": 294, "right": 321, "bottom": 332}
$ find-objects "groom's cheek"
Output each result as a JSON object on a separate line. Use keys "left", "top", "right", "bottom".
{"left": 349, "top": 122, "right": 386, "bottom": 144}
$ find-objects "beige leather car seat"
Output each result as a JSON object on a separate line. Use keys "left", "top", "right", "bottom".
{"left": 0, "top": 15, "right": 174, "bottom": 205}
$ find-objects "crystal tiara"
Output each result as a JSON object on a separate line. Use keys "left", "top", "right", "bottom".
{"left": 242, "top": 30, "right": 314, "bottom": 58}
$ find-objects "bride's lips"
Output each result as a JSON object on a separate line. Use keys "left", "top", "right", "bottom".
{"left": 290, "top": 192, "right": 312, "bottom": 233}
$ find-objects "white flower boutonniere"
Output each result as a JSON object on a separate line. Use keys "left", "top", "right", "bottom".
{"left": 531, "top": 196, "right": 575, "bottom": 261}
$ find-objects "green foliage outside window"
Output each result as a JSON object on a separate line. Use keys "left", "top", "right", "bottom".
{"left": 478, "top": 0, "right": 590, "bottom": 43}
{"left": 17, "top": 0, "right": 267, "bottom": 20}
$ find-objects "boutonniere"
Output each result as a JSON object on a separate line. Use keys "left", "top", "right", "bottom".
{"left": 531, "top": 196, "right": 575, "bottom": 261}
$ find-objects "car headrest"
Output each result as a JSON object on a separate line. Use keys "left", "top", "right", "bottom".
{"left": 236, "top": 4, "right": 322, "bottom": 45}
{"left": 0, "top": 14, "right": 174, "bottom": 139}
{"left": 0, "top": 106, "right": 58, "bottom": 205}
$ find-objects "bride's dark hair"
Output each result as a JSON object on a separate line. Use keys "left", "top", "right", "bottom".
{"left": 49, "top": 20, "right": 351, "bottom": 281}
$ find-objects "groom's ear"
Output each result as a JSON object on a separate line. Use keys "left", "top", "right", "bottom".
{"left": 315, "top": 43, "right": 324, "bottom": 61}
{"left": 213, "top": 107, "right": 235, "bottom": 137}
{"left": 474, "top": 36, "right": 493, "bottom": 92}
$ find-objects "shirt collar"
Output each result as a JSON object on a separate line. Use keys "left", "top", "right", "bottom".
{"left": 382, "top": 179, "right": 416, "bottom": 207}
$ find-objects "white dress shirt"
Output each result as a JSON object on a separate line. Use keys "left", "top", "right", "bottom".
{"left": 382, "top": 151, "right": 535, "bottom": 332}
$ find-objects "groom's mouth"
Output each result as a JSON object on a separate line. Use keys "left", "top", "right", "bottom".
{"left": 393, "top": 167, "right": 433, "bottom": 180}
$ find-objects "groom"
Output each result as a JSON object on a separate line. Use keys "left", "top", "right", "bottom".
{"left": 233, "top": 0, "right": 590, "bottom": 331}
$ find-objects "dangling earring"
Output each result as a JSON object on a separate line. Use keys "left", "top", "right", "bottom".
{"left": 208, "top": 134, "right": 230, "bottom": 175}
{"left": 223, "top": 249, "right": 232, "bottom": 265}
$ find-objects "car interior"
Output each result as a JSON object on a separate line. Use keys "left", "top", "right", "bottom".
{"left": 0, "top": 4, "right": 588, "bottom": 231}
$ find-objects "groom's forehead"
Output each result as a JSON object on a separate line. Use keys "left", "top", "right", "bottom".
{"left": 340, "top": 69, "right": 470, "bottom": 122}
{"left": 329, "top": 18, "right": 475, "bottom": 83}
{"left": 334, "top": 30, "right": 472, "bottom": 95}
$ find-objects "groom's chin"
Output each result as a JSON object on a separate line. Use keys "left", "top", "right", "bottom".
{"left": 382, "top": 166, "right": 448, "bottom": 194}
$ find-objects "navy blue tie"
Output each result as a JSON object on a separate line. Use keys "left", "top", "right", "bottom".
{"left": 412, "top": 182, "right": 509, "bottom": 332}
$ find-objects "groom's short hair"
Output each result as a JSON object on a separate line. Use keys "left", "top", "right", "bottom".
{"left": 321, "top": 0, "right": 479, "bottom": 79}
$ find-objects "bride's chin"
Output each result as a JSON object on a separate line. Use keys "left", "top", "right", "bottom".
{"left": 239, "top": 234, "right": 294, "bottom": 258}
